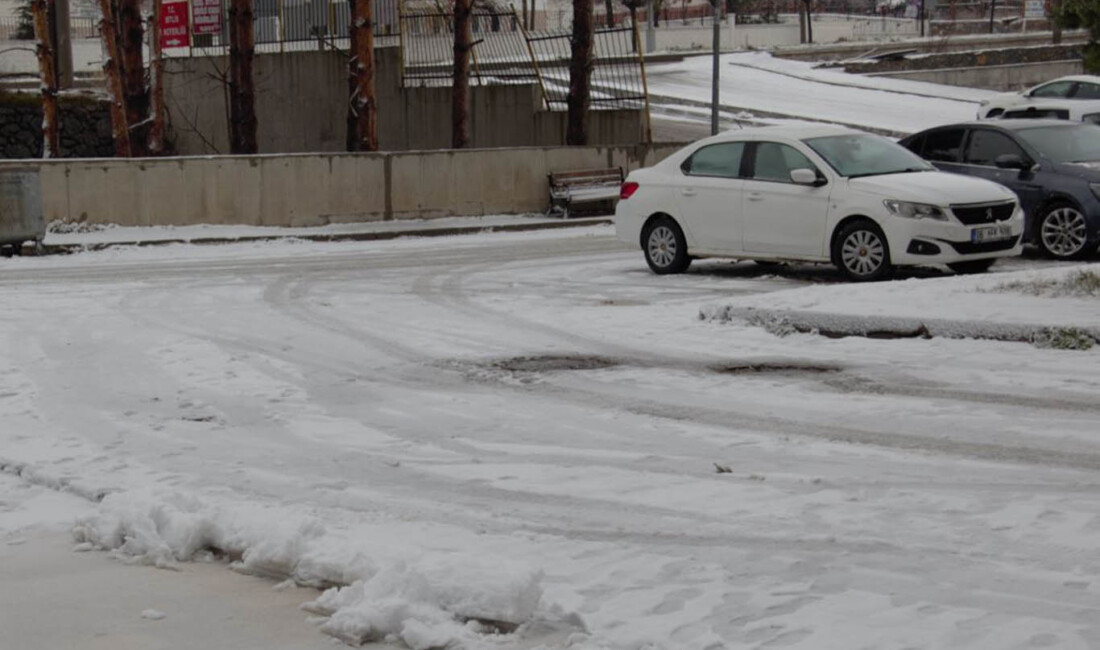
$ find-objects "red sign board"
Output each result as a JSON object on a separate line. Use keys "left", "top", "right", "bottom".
{"left": 159, "top": 1, "right": 190, "bottom": 48}
{"left": 192, "top": 0, "right": 223, "bottom": 36}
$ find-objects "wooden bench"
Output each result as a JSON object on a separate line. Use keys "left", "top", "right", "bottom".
{"left": 547, "top": 167, "right": 624, "bottom": 219}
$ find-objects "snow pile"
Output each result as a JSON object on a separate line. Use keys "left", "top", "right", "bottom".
{"left": 701, "top": 264, "right": 1100, "bottom": 343}
{"left": 73, "top": 490, "right": 547, "bottom": 648}
{"left": 303, "top": 558, "right": 543, "bottom": 648}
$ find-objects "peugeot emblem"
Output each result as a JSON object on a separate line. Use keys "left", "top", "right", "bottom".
{"left": 985, "top": 208, "right": 994, "bottom": 222}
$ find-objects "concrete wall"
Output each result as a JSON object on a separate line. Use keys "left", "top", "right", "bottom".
{"left": 868, "top": 60, "right": 1085, "bottom": 91}
{"left": 164, "top": 48, "right": 644, "bottom": 156}
{"left": 0, "top": 143, "right": 683, "bottom": 227}
{"left": 653, "top": 15, "right": 917, "bottom": 52}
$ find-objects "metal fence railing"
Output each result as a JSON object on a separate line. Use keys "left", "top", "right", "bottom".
{"left": 400, "top": 9, "right": 536, "bottom": 87}
{"left": 164, "top": 0, "right": 400, "bottom": 57}
{"left": 399, "top": 6, "right": 650, "bottom": 117}
{"left": 0, "top": 15, "right": 98, "bottom": 41}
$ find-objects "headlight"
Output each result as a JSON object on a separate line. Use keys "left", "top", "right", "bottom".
{"left": 883, "top": 200, "right": 947, "bottom": 221}
{"left": 1090, "top": 182, "right": 1100, "bottom": 201}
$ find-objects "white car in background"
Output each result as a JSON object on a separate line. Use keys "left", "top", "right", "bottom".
{"left": 615, "top": 125, "right": 1024, "bottom": 281}
{"left": 978, "top": 75, "right": 1100, "bottom": 120}
{"left": 986, "top": 98, "right": 1100, "bottom": 125}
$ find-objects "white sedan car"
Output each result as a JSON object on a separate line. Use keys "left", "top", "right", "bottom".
{"left": 977, "top": 75, "right": 1100, "bottom": 119}
{"left": 615, "top": 125, "right": 1025, "bottom": 281}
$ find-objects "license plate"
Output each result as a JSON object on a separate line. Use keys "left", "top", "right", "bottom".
{"left": 971, "top": 225, "right": 1012, "bottom": 243}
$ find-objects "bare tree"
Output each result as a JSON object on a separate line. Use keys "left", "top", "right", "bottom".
{"left": 349, "top": 0, "right": 378, "bottom": 151}
{"left": 115, "top": 0, "right": 148, "bottom": 155}
{"left": 148, "top": 0, "right": 167, "bottom": 155}
{"left": 452, "top": 0, "right": 473, "bottom": 148}
{"left": 97, "top": 0, "right": 131, "bottom": 156}
{"left": 604, "top": 0, "right": 615, "bottom": 27}
{"left": 31, "top": 0, "right": 59, "bottom": 158}
{"left": 228, "top": 0, "right": 258, "bottom": 153}
{"left": 566, "top": 0, "right": 593, "bottom": 145}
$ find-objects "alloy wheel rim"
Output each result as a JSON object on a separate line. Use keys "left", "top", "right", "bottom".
{"left": 648, "top": 226, "right": 677, "bottom": 267}
{"left": 841, "top": 230, "right": 885, "bottom": 277}
{"left": 1041, "top": 208, "right": 1088, "bottom": 257}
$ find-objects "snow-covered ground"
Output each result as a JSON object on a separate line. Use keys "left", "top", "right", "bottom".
{"left": 646, "top": 52, "right": 994, "bottom": 135}
{"left": 3, "top": 225, "right": 1100, "bottom": 649}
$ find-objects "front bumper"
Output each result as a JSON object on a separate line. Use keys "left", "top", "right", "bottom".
{"left": 885, "top": 206, "right": 1025, "bottom": 266}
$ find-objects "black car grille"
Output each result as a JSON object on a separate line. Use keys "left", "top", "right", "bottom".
{"left": 950, "top": 202, "right": 1016, "bottom": 226}
{"left": 946, "top": 236, "right": 1021, "bottom": 255}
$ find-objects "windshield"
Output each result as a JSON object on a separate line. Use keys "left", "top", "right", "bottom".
{"left": 805, "top": 134, "right": 934, "bottom": 178}
{"left": 1016, "top": 124, "right": 1100, "bottom": 163}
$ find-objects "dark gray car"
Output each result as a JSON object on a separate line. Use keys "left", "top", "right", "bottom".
{"left": 899, "top": 120, "right": 1100, "bottom": 259}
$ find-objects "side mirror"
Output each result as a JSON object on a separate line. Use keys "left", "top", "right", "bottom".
{"left": 994, "top": 154, "right": 1030, "bottom": 170}
{"left": 790, "top": 168, "right": 824, "bottom": 186}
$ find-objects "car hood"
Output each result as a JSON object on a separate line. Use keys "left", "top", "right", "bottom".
{"left": 1057, "top": 160, "right": 1100, "bottom": 181}
{"left": 849, "top": 171, "right": 1016, "bottom": 205}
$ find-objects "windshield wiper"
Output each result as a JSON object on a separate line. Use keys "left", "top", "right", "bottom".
{"left": 848, "top": 167, "right": 930, "bottom": 179}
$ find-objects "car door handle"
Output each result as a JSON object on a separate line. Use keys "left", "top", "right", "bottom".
{"left": 680, "top": 188, "right": 696, "bottom": 197}
{"left": 747, "top": 193, "right": 764, "bottom": 202}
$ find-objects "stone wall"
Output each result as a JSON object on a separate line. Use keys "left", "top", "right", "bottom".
{"left": 0, "top": 90, "right": 114, "bottom": 159}
{"left": 841, "top": 44, "right": 1082, "bottom": 74}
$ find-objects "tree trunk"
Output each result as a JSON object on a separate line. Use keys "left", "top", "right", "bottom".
{"left": 115, "top": 0, "right": 147, "bottom": 155}
{"left": 566, "top": 0, "right": 593, "bottom": 145}
{"left": 798, "top": 1, "right": 805, "bottom": 42}
{"left": 349, "top": 0, "right": 378, "bottom": 151}
{"left": 628, "top": 5, "right": 637, "bottom": 50}
{"left": 98, "top": 0, "right": 131, "bottom": 157}
{"left": 605, "top": 0, "right": 614, "bottom": 27}
{"left": 32, "top": 0, "right": 59, "bottom": 158}
{"left": 148, "top": 0, "right": 166, "bottom": 155}
{"left": 1051, "top": 0, "right": 1062, "bottom": 44}
{"left": 452, "top": 0, "right": 472, "bottom": 149}
{"left": 229, "top": 0, "right": 258, "bottom": 154}
{"left": 804, "top": 0, "right": 812, "bottom": 43}
{"left": 652, "top": 0, "right": 660, "bottom": 27}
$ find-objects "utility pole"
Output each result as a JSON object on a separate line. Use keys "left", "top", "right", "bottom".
{"left": 645, "top": 0, "right": 655, "bottom": 51}
{"left": 710, "top": 0, "right": 720, "bottom": 135}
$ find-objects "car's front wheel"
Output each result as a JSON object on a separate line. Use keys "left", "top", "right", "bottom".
{"left": 1037, "top": 202, "right": 1092, "bottom": 259}
{"left": 948, "top": 259, "right": 996, "bottom": 274}
{"left": 833, "top": 220, "right": 892, "bottom": 282}
{"left": 642, "top": 217, "right": 691, "bottom": 275}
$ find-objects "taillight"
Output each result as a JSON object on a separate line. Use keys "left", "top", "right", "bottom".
{"left": 620, "top": 182, "right": 639, "bottom": 200}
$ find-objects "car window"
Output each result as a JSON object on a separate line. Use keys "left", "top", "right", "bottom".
{"left": 750, "top": 142, "right": 818, "bottom": 182}
{"left": 1016, "top": 124, "right": 1100, "bottom": 162}
{"left": 965, "top": 130, "right": 1027, "bottom": 166}
{"left": 681, "top": 142, "right": 746, "bottom": 178}
{"left": 1032, "top": 80, "right": 1075, "bottom": 98}
{"left": 923, "top": 129, "right": 965, "bottom": 163}
{"left": 1002, "top": 108, "right": 1070, "bottom": 119}
{"left": 1074, "top": 82, "right": 1100, "bottom": 99}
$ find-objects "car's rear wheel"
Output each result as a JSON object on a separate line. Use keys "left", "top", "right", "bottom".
{"left": 1037, "top": 203, "right": 1092, "bottom": 259}
{"left": 643, "top": 217, "right": 691, "bottom": 274}
{"left": 833, "top": 220, "right": 892, "bottom": 282}
{"left": 948, "top": 259, "right": 996, "bottom": 274}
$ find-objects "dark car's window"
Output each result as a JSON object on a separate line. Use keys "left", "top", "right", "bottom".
{"left": 1016, "top": 124, "right": 1100, "bottom": 162}
{"left": 1032, "top": 80, "right": 1076, "bottom": 98}
{"left": 748, "top": 142, "right": 819, "bottom": 183}
{"left": 681, "top": 142, "right": 745, "bottom": 178}
{"left": 965, "top": 130, "right": 1029, "bottom": 166}
{"left": 923, "top": 129, "right": 965, "bottom": 163}
{"left": 1074, "top": 82, "right": 1100, "bottom": 99}
{"left": 807, "top": 134, "right": 931, "bottom": 177}
{"left": 1002, "top": 108, "right": 1070, "bottom": 120}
